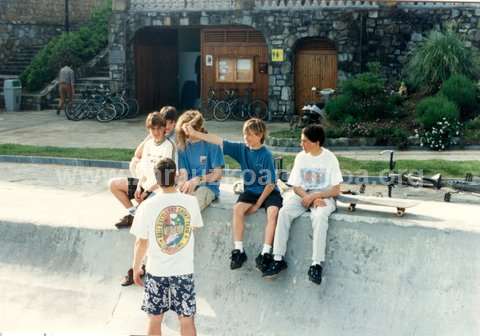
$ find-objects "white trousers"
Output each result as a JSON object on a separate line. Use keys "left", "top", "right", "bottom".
{"left": 273, "top": 191, "right": 336, "bottom": 262}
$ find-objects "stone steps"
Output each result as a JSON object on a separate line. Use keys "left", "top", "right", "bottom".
{"left": 0, "top": 44, "right": 45, "bottom": 77}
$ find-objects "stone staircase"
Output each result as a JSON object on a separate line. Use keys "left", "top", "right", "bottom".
{"left": 0, "top": 44, "right": 44, "bottom": 91}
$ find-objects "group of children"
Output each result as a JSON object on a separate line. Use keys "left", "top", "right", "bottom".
{"left": 108, "top": 106, "right": 343, "bottom": 335}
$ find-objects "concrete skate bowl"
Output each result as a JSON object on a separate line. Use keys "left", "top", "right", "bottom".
{"left": 1, "top": 196, "right": 480, "bottom": 336}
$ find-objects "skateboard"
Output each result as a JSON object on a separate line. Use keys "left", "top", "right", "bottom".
{"left": 337, "top": 194, "right": 420, "bottom": 217}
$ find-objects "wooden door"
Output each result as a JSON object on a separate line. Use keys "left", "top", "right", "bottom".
{"left": 135, "top": 29, "right": 178, "bottom": 114}
{"left": 295, "top": 49, "right": 337, "bottom": 114}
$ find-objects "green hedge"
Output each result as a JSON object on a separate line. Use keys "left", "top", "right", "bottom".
{"left": 416, "top": 96, "right": 459, "bottom": 129}
{"left": 325, "top": 63, "right": 400, "bottom": 122}
{"left": 20, "top": 0, "right": 112, "bottom": 92}
{"left": 439, "top": 75, "right": 478, "bottom": 120}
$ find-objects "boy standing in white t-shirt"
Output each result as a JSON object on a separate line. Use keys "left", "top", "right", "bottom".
{"left": 263, "top": 125, "right": 343, "bottom": 285}
{"left": 131, "top": 158, "right": 203, "bottom": 336}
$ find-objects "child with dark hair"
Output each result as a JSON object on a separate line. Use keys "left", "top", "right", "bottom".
{"left": 263, "top": 124, "right": 343, "bottom": 285}
{"left": 130, "top": 158, "right": 203, "bottom": 336}
{"left": 182, "top": 118, "right": 282, "bottom": 273}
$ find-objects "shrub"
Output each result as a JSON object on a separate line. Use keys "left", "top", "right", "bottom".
{"left": 325, "top": 95, "right": 358, "bottom": 122}
{"left": 416, "top": 96, "right": 459, "bottom": 129}
{"left": 404, "top": 30, "right": 480, "bottom": 93}
{"left": 416, "top": 119, "right": 463, "bottom": 151}
{"left": 465, "top": 116, "right": 480, "bottom": 130}
{"left": 20, "top": 0, "right": 111, "bottom": 91}
{"left": 326, "top": 63, "right": 399, "bottom": 122}
{"left": 439, "top": 75, "right": 477, "bottom": 120}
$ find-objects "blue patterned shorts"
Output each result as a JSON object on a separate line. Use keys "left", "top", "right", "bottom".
{"left": 142, "top": 273, "right": 196, "bottom": 317}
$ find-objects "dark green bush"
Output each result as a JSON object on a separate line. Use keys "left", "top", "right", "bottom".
{"left": 416, "top": 96, "right": 460, "bottom": 129}
{"left": 439, "top": 75, "right": 477, "bottom": 120}
{"left": 404, "top": 30, "right": 480, "bottom": 93}
{"left": 325, "top": 63, "right": 399, "bottom": 122}
{"left": 20, "top": 0, "right": 111, "bottom": 91}
{"left": 325, "top": 95, "right": 358, "bottom": 122}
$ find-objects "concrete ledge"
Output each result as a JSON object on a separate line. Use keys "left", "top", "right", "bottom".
{"left": 1, "top": 182, "right": 480, "bottom": 335}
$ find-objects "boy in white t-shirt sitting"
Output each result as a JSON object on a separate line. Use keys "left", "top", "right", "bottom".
{"left": 109, "top": 111, "right": 177, "bottom": 229}
{"left": 131, "top": 158, "right": 203, "bottom": 336}
{"left": 263, "top": 125, "right": 343, "bottom": 285}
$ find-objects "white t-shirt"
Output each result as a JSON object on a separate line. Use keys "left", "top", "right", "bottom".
{"left": 130, "top": 191, "right": 203, "bottom": 277}
{"left": 136, "top": 137, "right": 177, "bottom": 191}
{"left": 288, "top": 148, "right": 343, "bottom": 192}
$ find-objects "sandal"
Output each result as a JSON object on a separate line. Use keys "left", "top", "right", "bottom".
{"left": 120, "top": 265, "right": 146, "bottom": 287}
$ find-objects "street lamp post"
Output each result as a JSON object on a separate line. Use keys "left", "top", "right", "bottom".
{"left": 65, "top": 0, "right": 70, "bottom": 32}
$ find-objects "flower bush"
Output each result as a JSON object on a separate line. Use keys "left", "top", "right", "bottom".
{"left": 416, "top": 118, "right": 463, "bottom": 150}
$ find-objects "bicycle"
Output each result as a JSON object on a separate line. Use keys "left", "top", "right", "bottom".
{"left": 201, "top": 87, "right": 218, "bottom": 121}
{"left": 214, "top": 88, "right": 269, "bottom": 122}
{"left": 213, "top": 89, "right": 237, "bottom": 122}
{"left": 230, "top": 88, "right": 268, "bottom": 121}
{"left": 66, "top": 87, "right": 117, "bottom": 122}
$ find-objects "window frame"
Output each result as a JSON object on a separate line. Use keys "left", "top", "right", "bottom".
{"left": 215, "top": 56, "right": 254, "bottom": 84}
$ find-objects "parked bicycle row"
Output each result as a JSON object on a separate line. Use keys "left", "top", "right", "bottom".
{"left": 65, "top": 85, "right": 139, "bottom": 122}
{"left": 202, "top": 87, "right": 269, "bottom": 122}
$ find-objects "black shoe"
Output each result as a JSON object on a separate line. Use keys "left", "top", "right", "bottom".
{"left": 56, "top": 108, "right": 61, "bottom": 115}
{"left": 262, "top": 259, "right": 287, "bottom": 278}
{"left": 255, "top": 253, "right": 273, "bottom": 273}
{"left": 308, "top": 264, "right": 323, "bottom": 285}
{"left": 230, "top": 249, "right": 247, "bottom": 270}
{"left": 115, "top": 214, "right": 134, "bottom": 229}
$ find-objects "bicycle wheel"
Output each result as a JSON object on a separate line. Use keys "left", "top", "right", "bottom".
{"left": 97, "top": 104, "right": 117, "bottom": 123}
{"left": 249, "top": 99, "right": 269, "bottom": 120}
{"left": 213, "top": 101, "right": 230, "bottom": 122}
{"left": 112, "top": 101, "right": 126, "bottom": 120}
{"left": 65, "top": 101, "right": 86, "bottom": 121}
{"left": 202, "top": 99, "right": 215, "bottom": 121}
{"left": 230, "top": 99, "right": 246, "bottom": 121}
{"left": 126, "top": 98, "right": 140, "bottom": 118}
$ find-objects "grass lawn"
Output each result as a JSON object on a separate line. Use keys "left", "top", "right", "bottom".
{"left": 1, "top": 143, "right": 479, "bottom": 178}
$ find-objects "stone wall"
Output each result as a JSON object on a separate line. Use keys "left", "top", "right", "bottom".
{"left": 110, "top": 3, "right": 480, "bottom": 116}
{"left": 0, "top": 0, "right": 105, "bottom": 24}
{"left": 0, "top": 0, "right": 106, "bottom": 65}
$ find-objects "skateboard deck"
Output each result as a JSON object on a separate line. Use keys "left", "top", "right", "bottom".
{"left": 337, "top": 194, "right": 420, "bottom": 217}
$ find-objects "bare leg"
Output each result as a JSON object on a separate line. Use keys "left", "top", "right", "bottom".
{"left": 148, "top": 314, "right": 164, "bottom": 336}
{"left": 264, "top": 206, "right": 279, "bottom": 246}
{"left": 232, "top": 202, "right": 252, "bottom": 242}
{"left": 109, "top": 177, "right": 133, "bottom": 209}
{"left": 58, "top": 85, "right": 65, "bottom": 112}
{"left": 179, "top": 315, "right": 196, "bottom": 336}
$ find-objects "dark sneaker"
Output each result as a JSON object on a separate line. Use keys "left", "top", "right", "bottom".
{"left": 56, "top": 108, "right": 60, "bottom": 115}
{"left": 115, "top": 214, "right": 134, "bottom": 229}
{"left": 262, "top": 259, "right": 287, "bottom": 278}
{"left": 255, "top": 253, "right": 273, "bottom": 273}
{"left": 308, "top": 264, "right": 323, "bottom": 285}
{"left": 230, "top": 249, "right": 247, "bottom": 270}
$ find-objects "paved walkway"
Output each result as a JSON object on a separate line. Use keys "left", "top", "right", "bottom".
{"left": 0, "top": 109, "right": 479, "bottom": 161}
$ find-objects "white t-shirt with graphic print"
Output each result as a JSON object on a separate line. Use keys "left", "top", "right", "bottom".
{"left": 288, "top": 148, "right": 343, "bottom": 192}
{"left": 130, "top": 191, "right": 203, "bottom": 277}
{"left": 136, "top": 137, "right": 177, "bottom": 191}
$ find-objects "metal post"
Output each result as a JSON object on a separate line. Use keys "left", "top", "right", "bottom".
{"left": 65, "top": 0, "right": 70, "bottom": 32}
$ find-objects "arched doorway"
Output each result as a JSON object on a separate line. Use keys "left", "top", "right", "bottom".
{"left": 294, "top": 38, "right": 338, "bottom": 114}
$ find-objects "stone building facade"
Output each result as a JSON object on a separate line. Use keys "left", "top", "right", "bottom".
{"left": 109, "top": 0, "right": 480, "bottom": 116}
{"left": 0, "top": 0, "right": 105, "bottom": 63}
